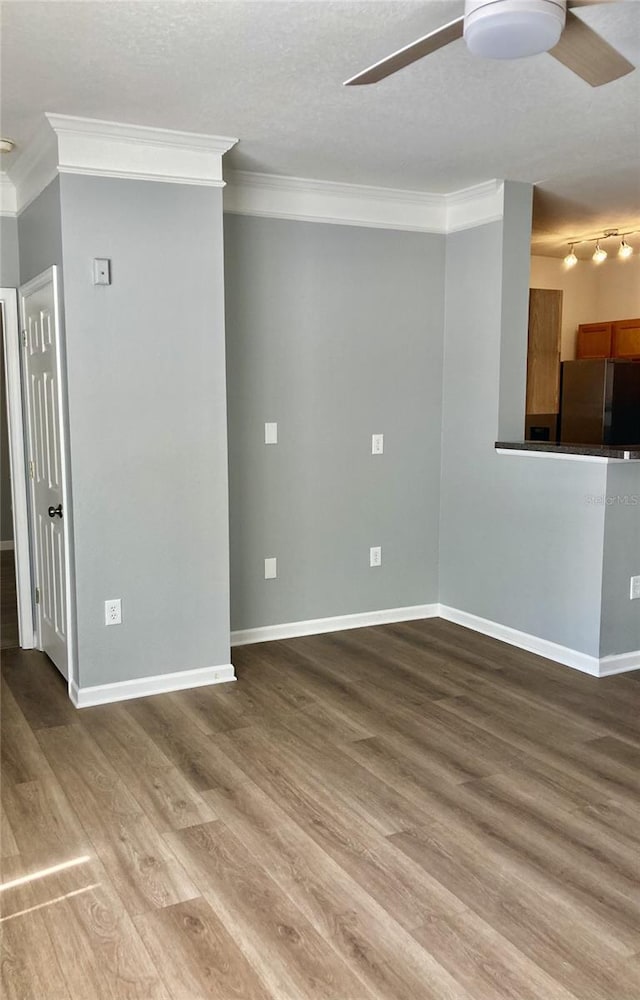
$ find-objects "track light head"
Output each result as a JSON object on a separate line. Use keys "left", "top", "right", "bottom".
{"left": 592, "top": 242, "right": 607, "bottom": 263}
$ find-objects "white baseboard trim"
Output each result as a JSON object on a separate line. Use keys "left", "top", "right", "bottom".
{"left": 438, "top": 605, "right": 639, "bottom": 677}
{"left": 438, "top": 605, "right": 601, "bottom": 675}
{"left": 598, "top": 650, "right": 640, "bottom": 677}
{"left": 70, "top": 663, "right": 236, "bottom": 709}
{"left": 231, "top": 604, "right": 440, "bottom": 647}
{"left": 0, "top": 540, "right": 15, "bottom": 551}
{"left": 231, "top": 601, "right": 638, "bottom": 678}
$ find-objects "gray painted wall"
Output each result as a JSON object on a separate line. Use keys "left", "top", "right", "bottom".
{"left": 18, "top": 178, "right": 63, "bottom": 284}
{"left": 1, "top": 214, "right": 20, "bottom": 540}
{"left": 601, "top": 463, "right": 640, "bottom": 657}
{"left": 1, "top": 215, "right": 20, "bottom": 287}
{"left": 439, "top": 214, "right": 608, "bottom": 658}
{"left": 59, "top": 174, "right": 230, "bottom": 687}
{"left": 225, "top": 214, "right": 445, "bottom": 631}
{"left": 1, "top": 325, "right": 13, "bottom": 540}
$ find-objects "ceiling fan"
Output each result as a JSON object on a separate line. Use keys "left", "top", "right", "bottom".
{"left": 344, "top": 0, "right": 635, "bottom": 88}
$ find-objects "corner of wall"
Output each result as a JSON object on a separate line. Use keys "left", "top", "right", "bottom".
{"left": 497, "top": 181, "right": 533, "bottom": 441}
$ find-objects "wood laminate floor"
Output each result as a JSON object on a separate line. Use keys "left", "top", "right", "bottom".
{"left": 0, "top": 549, "right": 19, "bottom": 651}
{"left": 1, "top": 620, "right": 639, "bottom": 999}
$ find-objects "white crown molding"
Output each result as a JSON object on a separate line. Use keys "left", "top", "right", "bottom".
{"left": 224, "top": 170, "right": 505, "bottom": 234}
{"left": 446, "top": 179, "right": 504, "bottom": 233}
{"left": 231, "top": 604, "right": 440, "bottom": 646}
{"left": 0, "top": 173, "right": 17, "bottom": 215}
{"left": 224, "top": 170, "right": 447, "bottom": 232}
{"left": 69, "top": 662, "right": 236, "bottom": 708}
{"left": 5, "top": 118, "right": 58, "bottom": 214}
{"left": 7, "top": 114, "right": 238, "bottom": 213}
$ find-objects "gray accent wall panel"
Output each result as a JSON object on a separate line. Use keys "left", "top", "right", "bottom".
{"left": 439, "top": 218, "right": 607, "bottom": 658}
{"left": 18, "top": 177, "right": 63, "bottom": 283}
{"left": 0, "top": 215, "right": 20, "bottom": 287}
{"left": 60, "top": 174, "right": 230, "bottom": 687}
{"left": 600, "top": 463, "right": 640, "bottom": 657}
{"left": 225, "top": 214, "right": 445, "bottom": 631}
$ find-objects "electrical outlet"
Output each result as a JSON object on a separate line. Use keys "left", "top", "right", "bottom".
{"left": 104, "top": 598, "right": 122, "bottom": 625}
{"left": 370, "top": 546, "right": 382, "bottom": 567}
{"left": 264, "top": 557, "right": 277, "bottom": 580}
{"left": 371, "top": 434, "right": 384, "bottom": 455}
{"left": 630, "top": 576, "right": 640, "bottom": 600}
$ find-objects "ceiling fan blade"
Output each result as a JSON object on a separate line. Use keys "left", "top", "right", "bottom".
{"left": 550, "top": 9, "right": 635, "bottom": 85}
{"left": 343, "top": 17, "right": 464, "bottom": 86}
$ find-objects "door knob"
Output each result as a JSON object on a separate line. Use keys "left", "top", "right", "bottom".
{"left": 48, "top": 504, "right": 63, "bottom": 519}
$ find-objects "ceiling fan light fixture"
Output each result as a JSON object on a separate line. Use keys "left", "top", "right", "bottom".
{"left": 464, "top": 0, "right": 566, "bottom": 60}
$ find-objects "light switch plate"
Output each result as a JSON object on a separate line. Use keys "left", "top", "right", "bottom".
{"left": 630, "top": 575, "right": 640, "bottom": 600}
{"left": 93, "top": 258, "right": 111, "bottom": 285}
{"left": 371, "top": 434, "right": 384, "bottom": 455}
{"left": 370, "top": 546, "right": 382, "bottom": 567}
{"left": 264, "top": 557, "right": 277, "bottom": 579}
{"left": 265, "top": 422, "right": 278, "bottom": 445}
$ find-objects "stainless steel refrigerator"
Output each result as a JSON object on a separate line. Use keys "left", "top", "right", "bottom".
{"left": 560, "top": 359, "right": 640, "bottom": 445}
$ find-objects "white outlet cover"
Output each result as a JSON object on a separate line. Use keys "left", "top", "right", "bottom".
{"left": 371, "top": 433, "right": 384, "bottom": 455}
{"left": 265, "top": 422, "right": 278, "bottom": 445}
{"left": 264, "top": 557, "right": 277, "bottom": 579}
{"left": 630, "top": 575, "right": 640, "bottom": 600}
{"left": 104, "top": 598, "right": 122, "bottom": 625}
{"left": 369, "top": 546, "right": 382, "bottom": 567}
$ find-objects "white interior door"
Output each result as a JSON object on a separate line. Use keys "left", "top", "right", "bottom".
{"left": 21, "top": 268, "right": 69, "bottom": 679}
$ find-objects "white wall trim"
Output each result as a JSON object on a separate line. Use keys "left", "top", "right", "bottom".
{"left": 445, "top": 179, "right": 504, "bottom": 233}
{"left": 231, "top": 604, "right": 440, "bottom": 646}
{"left": 0, "top": 540, "right": 15, "bottom": 551}
{"left": 1, "top": 289, "right": 34, "bottom": 649}
{"left": 224, "top": 170, "right": 504, "bottom": 234}
{"left": 438, "top": 605, "right": 639, "bottom": 677}
{"left": 598, "top": 650, "right": 640, "bottom": 676}
{"left": 232, "top": 603, "right": 638, "bottom": 678}
{"left": 70, "top": 663, "right": 236, "bottom": 708}
{"left": 5, "top": 118, "right": 59, "bottom": 214}
{"left": 7, "top": 115, "right": 238, "bottom": 212}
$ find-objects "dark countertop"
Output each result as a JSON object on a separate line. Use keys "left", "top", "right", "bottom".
{"left": 495, "top": 441, "right": 640, "bottom": 460}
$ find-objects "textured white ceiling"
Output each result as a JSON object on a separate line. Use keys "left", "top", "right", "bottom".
{"left": 1, "top": 0, "right": 639, "bottom": 255}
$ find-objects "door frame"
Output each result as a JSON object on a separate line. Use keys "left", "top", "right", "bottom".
{"left": 1, "top": 286, "right": 35, "bottom": 648}
{"left": 18, "top": 267, "right": 77, "bottom": 691}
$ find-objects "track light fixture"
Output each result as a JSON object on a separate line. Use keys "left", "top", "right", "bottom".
{"left": 562, "top": 229, "right": 638, "bottom": 266}
{"left": 593, "top": 242, "right": 607, "bottom": 263}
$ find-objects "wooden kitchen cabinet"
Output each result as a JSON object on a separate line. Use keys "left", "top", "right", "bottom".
{"left": 612, "top": 318, "right": 640, "bottom": 359}
{"left": 576, "top": 322, "right": 613, "bottom": 359}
